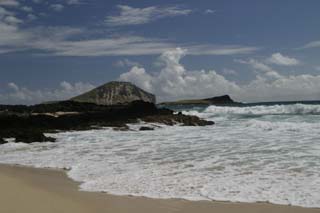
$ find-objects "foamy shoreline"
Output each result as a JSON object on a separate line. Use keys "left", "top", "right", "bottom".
{"left": 1, "top": 163, "right": 320, "bottom": 213}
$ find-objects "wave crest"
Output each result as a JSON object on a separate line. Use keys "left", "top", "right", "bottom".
{"left": 202, "top": 104, "right": 320, "bottom": 116}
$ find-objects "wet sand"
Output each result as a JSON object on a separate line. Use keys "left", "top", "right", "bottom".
{"left": 0, "top": 164, "right": 319, "bottom": 213}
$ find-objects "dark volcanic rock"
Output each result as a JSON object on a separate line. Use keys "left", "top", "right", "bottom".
{"left": 142, "top": 114, "right": 215, "bottom": 126}
{"left": 0, "top": 137, "right": 7, "bottom": 145}
{"left": 139, "top": 126, "right": 155, "bottom": 131}
{"left": 15, "top": 130, "right": 56, "bottom": 143}
{"left": 71, "top": 81, "right": 156, "bottom": 105}
{"left": 204, "top": 95, "right": 237, "bottom": 105}
{"left": 0, "top": 100, "right": 214, "bottom": 144}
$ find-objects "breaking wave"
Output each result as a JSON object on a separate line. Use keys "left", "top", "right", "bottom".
{"left": 203, "top": 104, "right": 320, "bottom": 116}
{"left": 1, "top": 103, "right": 320, "bottom": 208}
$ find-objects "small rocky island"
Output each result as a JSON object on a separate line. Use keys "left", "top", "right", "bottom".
{"left": 160, "top": 95, "right": 242, "bottom": 106}
{"left": 0, "top": 82, "right": 214, "bottom": 144}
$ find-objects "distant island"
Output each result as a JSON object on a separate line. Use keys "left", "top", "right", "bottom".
{"left": 160, "top": 95, "right": 242, "bottom": 106}
{"left": 0, "top": 81, "right": 214, "bottom": 145}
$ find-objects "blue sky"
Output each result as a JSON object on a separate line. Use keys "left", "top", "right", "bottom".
{"left": 1, "top": 0, "right": 320, "bottom": 104}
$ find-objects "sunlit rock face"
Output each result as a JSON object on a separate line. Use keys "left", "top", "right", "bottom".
{"left": 71, "top": 81, "right": 156, "bottom": 105}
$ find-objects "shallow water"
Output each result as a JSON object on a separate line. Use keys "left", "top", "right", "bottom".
{"left": 1, "top": 103, "right": 320, "bottom": 207}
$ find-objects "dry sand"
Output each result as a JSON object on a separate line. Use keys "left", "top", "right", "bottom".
{"left": 0, "top": 164, "right": 319, "bottom": 213}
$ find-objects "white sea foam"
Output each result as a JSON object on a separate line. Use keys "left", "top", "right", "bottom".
{"left": 202, "top": 103, "right": 320, "bottom": 116}
{"left": 0, "top": 104, "right": 320, "bottom": 208}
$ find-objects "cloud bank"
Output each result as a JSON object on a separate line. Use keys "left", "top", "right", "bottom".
{"left": 0, "top": 2, "right": 257, "bottom": 56}
{"left": 0, "top": 81, "right": 95, "bottom": 105}
{"left": 120, "top": 48, "right": 320, "bottom": 102}
{"left": 2, "top": 49, "right": 319, "bottom": 104}
{"left": 267, "top": 53, "right": 300, "bottom": 66}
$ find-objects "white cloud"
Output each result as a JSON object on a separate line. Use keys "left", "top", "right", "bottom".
{"left": 105, "top": 5, "right": 192, "bottom": 26}
{"left": 0, "top": 5, "right": 257, "bottom": 57}
{"left": 8, "top": 82, "right": 19, "bottom": 91}
{"left": 0, "top": 8, "right": 29, "bottom": 52}
{"left": 0, "top": 6, "right": 11, "bottom": 16}
{"left": 114, "top": 59, "right": 141, "bottom": 68}
{"left": 120, "top": 48, "right": 320, "bottom": 102}
{"left": 50, "top": 4, "right": 64, "bottom": 12}
{"left": 301, "top": 40, "right": 320, "bottom": 49}
{"left": 21, "top": 6, "right": 33, "bottom": 12}
{"left": 32, "top": 0, "right": 42, "bottom": 3}
{"left": 27, "top": 13, "right": 37, "bottom": 21}
{"left": 267, "top": 53, "right": 300, "bottom": 66}
{"left": 0, "top": 81, "right": 95, "bottom": 105}
{"left": 188, "top": 45, "right": 258, "bottom": 55}
{"left": 3, "top": 15, "right": 22, "bottom": 24}
{"left": 222, "top": 68, "right": 237, "bottom": 76}
{"left": 236, "top": 58, "right": 282, "bottom": 79}
{"left": 0, "top": 28, "right": 256, "bottom": 56}
{"left": 0, "top": 0, "right": 19, "bottom": 7}
{"left": 0, "top": 4, "right": 257, "bottom": 57}
{"left": 65, "top": 0, "right": 84, "bottom": 5}
{"left": 204, "top": 9, "right": 216, "bottom": 14}
{"left": 37, "top": 39, "right": 258, "bottom": 57}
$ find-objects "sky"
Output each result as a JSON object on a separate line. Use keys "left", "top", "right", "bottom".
{"left": 1, "top": 0, "right": 320, "bottom": 104}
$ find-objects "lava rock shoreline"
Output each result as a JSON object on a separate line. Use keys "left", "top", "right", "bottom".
{"left": 0, "top": 100, "right": 214, "bottom": 144}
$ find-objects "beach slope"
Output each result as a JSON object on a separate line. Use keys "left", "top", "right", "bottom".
{"left": 0, "top": 165, "right": 319, "bottom": 213}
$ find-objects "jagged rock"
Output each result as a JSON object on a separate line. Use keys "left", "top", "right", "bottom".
{"left": 15, "top": 130, "right": 56, "bottom": 143}
{"left": 0, "top": 138, "right": 7, "bottom": 145}
{"left": 142, "top": 114, "right": 215, "bottom": 126}
{"left": 0, "top": 100, "right": 214, "bottom": 144}
{"left": 139, "top": 126, "right": 154, "bottom": 131}
{"left": 71, "top": 81, "right": 156, "bottom": 105}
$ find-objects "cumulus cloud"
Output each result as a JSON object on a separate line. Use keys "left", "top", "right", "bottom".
{"left": 120, "top": 48, "right": 320, "bottom": 102}
{"left": 105, "top": 5, "right": 192, "bottom": 26}
{"left": 3, "top": 15, "right": 22, "bottom": 24}
{"left": 267, "top": 53, "right": 300, "bottom": 66}
{"left": 0, "top": 81, "right": 95, "bottom": 105}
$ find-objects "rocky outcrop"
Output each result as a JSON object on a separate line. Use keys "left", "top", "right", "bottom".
{"left": 15, "top": 130, "right": 56, "bottom": 143}
{"left": 0, "top": 137, "right": 7, "bottom": 145}
{"left": 160, "top": 95, "right": 242, "bottom": 106}
{"left": 71, "top": 81, "right": 155, "bottom": 105}
{"left": 139, "top": 126, "right": 155, "bottom": 131}
{"left": 142, "top": 114, "right": 214, "bottom": 126}
{"left": 0, "top": 100, "right": 214, "bottom": 144}
{"left": 204, "top": 95, "right": 238, "bottom": 105}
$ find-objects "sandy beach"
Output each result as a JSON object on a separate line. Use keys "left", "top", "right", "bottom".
{"left": 0, "top": 164, "right": 319, "bottom": 213}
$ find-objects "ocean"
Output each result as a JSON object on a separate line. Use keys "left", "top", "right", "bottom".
{"left": 1, "top": 101, "right": 320, "bottom": 208}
